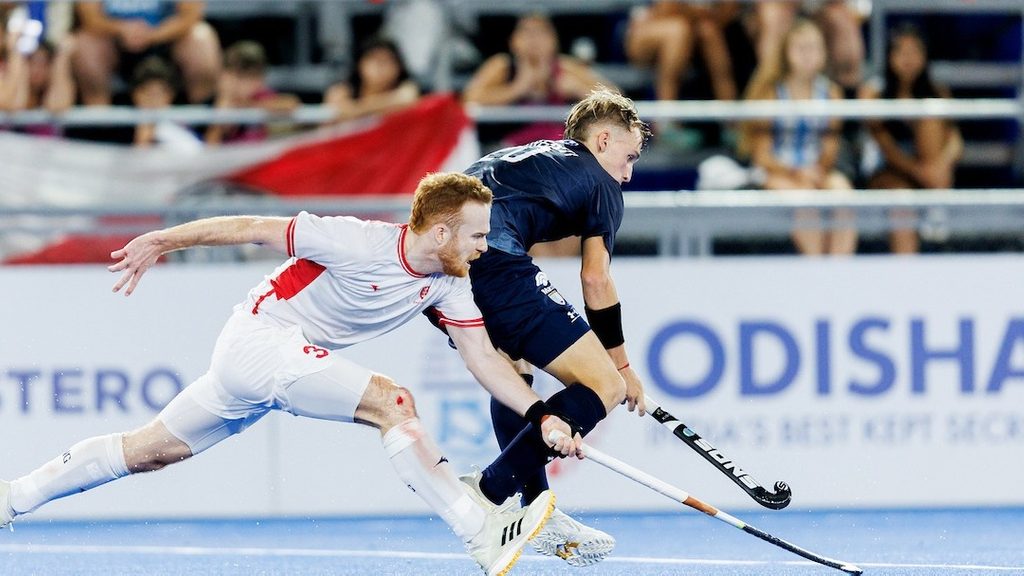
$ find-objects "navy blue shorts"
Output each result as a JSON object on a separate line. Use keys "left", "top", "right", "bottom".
{"left": 469, "top": 249, "right": 590, "bottom": 368}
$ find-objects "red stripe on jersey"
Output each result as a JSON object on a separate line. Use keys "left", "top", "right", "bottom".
{"left": 286, "top": 217, "right": 297, "bottom": 257}
{"left": 272, "top": 258, "right": 326, "bottom": 299}
{"left": 441, "top": 318, "right": 485, "bottom": 328}
{"left": 253, "top": 258, "right": 326, "bottom": 314}
{"left": 397, "top": 225, "right": 426, "bottom": 278}
{"left": 433, "top": 309, "right": 485, "bottom": 328}
{"left": 251, "top": 288, "right": 275, "bottom": 315}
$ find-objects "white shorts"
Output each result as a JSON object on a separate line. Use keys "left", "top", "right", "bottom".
{"left": 159, "top": 311, "right": 374, "bottom": 454}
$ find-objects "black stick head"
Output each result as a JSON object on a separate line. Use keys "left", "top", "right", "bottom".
{"left": 774, "top": 481, "right": 792, "bottom": 498}
{"left": 753, "top": 481, "right": 793, "bottom": 510}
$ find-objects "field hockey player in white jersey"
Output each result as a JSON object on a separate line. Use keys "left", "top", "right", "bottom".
{"left": 0, "top": 172, "right": 583, "bottom": 576}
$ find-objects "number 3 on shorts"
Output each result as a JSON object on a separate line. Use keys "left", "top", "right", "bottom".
{"left": 303, "top": 345, "right": 329, "bottom": 359}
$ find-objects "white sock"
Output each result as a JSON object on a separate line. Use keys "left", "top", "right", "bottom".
{"left": 382, "top": 418, "right": 485, "bottom": 542}
{"left": 9, "top": 433, "right": 130, "bottom": 515}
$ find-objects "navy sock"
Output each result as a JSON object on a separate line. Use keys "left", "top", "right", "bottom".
{"left": 489, "top": 374, "right": 550, "bottom": 505}
{"left": 481, "top": 384, "right": 607, "bottom": 503}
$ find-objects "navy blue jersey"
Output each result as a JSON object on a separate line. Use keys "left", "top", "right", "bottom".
{"left": 464, "top": 139, "right": 623, "bottom": 256}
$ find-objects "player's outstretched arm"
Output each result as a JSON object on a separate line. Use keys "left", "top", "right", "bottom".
{"left": 447, "top": 324, "right": 583, "bottom": 458}
{"left": 108, "top": 215, "right": 291, "bottom": 296}
{"left": 580, "top": 236, "right": 647, "bottom": 416}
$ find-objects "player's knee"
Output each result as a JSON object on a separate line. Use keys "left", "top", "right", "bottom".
{"left": 587, "top": 375, "right": 626, "bottom": 409}
{"left": 383, "top": 385, "right": 418, "bottom": 425}
{"left": 123, "top": 422, "right": 193, "bottom": 473}
{"left": 360, "top": 375, "right": 418, "bottom": 429}
{"left": 664, "top": 18, "right": 690, "bottom": 46}
{"left": 134, "top": 448, "right": 191, "bottom": 473}
{"left": 125, "top": 449, "right": 188, "bottom": 473}
{"left": 608, "top": 377, "right": 627, "bottom": 407}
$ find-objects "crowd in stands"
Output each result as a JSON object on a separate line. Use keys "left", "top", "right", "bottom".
{"left": 742, "top": 17, "right": 858, "bottom": 256}
{"left": 1, "top": 0, "right": 1019, "bottom": 256}
{"left": 463, "top": 12, "right": 610, "bottom": 147}
{"left": 323, "top": 35, "right": 418, "bottom": 125}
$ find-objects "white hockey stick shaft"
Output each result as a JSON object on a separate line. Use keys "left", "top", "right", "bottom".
{"left": 548, "top": 431, "right": 862, "bottom": 574}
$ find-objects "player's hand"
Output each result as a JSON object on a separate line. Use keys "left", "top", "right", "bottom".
{"left": 619, "top": 365, "right": 647, "bottom": 416}
{"left": 540, "top": 416, "right": 584, "bottom": 460}
{"left": 108, "top": 231, "right": 166, "bottom": 296}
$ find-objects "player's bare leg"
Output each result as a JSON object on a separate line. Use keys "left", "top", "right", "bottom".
{"left": 123, "top": 420, "right": 194, "bottom": 472}
{"left": 542, "top": 331, "right": 626, "bottom": 412}
{"left": 1, "top": 419, "right": 191, "bottom": 528}
{"left": 526, "top": 333, "right": 622, "bottom": 565}
{"left": 475, "top": 333, "right": 623, "bottom": 566}
{"left": 354, "top": 374, "right": 554, "bottom": 576}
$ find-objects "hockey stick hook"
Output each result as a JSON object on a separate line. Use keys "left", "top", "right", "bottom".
{"left": 644, "top": 395, "right": 793, "bottom": 510}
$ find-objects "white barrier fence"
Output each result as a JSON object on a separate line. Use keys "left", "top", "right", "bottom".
{"left": 5, "top": 189, "right": 1024, "bottom": 258}
{"left": 0, "top": 98, "right": 1020, "bottom": 127}
{"left": 1, "top": 255, "right": 1022, "bottom": 520}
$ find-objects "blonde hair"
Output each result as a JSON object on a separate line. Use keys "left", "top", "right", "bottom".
{"left": 408, "top": 172, "right": 492, "bottom": 233}
{"left": 564, "top": 86, "right": 650, "bottom": 143}
{"left": 738, "top": 19, "right": 825, "bottom": 157}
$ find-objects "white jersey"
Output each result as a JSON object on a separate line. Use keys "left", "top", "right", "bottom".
{"left": 240, "top": 211, "right": 484, "bottom": 349}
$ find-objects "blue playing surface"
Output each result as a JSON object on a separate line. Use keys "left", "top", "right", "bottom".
{"left": 2, "top": 508, "right": 1022, "bottom": 575}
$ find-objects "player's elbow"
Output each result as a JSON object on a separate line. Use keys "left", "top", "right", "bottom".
{"left": 580, "top": 268, "right": 612, "bottom": 295}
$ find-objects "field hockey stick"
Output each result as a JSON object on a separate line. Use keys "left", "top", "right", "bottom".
{"left": 549, "top": 431, "right": 863, "bottom": 575}
{"left": 643, "top": 394, "right": 793, "bottom": 510}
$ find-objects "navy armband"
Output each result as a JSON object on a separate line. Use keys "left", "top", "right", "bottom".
{"left": 585, "top": 303, "right": 624, "bottom": 349}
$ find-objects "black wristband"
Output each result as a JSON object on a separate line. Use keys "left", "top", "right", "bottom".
{"left": 585, "top": 302, "right": 625, "bottom": 349}
{"left": 524, "top": 400, "right": 551, "bottom": 427}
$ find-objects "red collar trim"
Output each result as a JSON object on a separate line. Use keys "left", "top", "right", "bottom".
{"left": 398, "top": 225, "right": 427, "bottom": 278}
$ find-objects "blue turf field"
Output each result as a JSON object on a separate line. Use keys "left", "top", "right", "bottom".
{"left": 2, "top": 508, "right": 1022, "bottom": 575}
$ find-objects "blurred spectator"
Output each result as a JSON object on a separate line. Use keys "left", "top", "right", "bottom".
{"left": 625, "top": 1, "right": 741, "bottom": 102}
{"left": 859, "top": 24, "right": 962, "bottom": 254}
{"left": 2, "top": 3, "right": 74, "bottom": 111}
{"left": 0, "top": 3, "right": 11, "bottom": 26}
{"left": 0, "top": 6, "right": 74, "bottom": 138}
{"left": 753, "top": 1, "right": 866, "bottom": 93}
{"left": 2, "top": 1, "right": 73, "bottom": 45}
{"left": 26, "top": 39, "right": 76, "bottom": 114}
{"left": 380, "top": 0, "right": 453, "bottom": 87}
{"left": 131, "top": 54, "right": 185, "bottom": 146}
{"left": 742, "top": 19, "right": 856, "bottom": 256}
{"left": 0, "top": 8, "right": 34, "bottom": 111}
{"left": 4, "top": 37, "right": 75, "bottom": 138}
{"left": 72, "top": 1, "right": 221, "bottom": 105}
{"left": 323, "top": 36, "right": 420, "bottom": 124}
{"left": 317, "top": 0, "right": 478, "bottom": 90}
{"left": 462, "top": 13, "right": 609, "bottom": 147}
{"left": 205, "top": 41, "right": 299, "bottom": 146}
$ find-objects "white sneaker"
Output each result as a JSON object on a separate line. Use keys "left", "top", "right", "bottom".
{"left": 531, "top": 508, "right": 615, "bottom": 567}
{"left": 0, "top": 480, "right": 14, "bottom": 530}
{"left": 466, "top": 488, "right": 555, "bottom": 576}
{"left": 459, "top": 469, "right": 520, "bottom": 513}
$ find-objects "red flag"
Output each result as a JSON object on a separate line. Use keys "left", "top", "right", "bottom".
{"left": 228, "top": 94, "right": 472, "bottom": 196}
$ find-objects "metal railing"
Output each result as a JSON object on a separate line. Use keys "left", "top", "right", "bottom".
{"left": 618, "top": 189, "right": 1024, "bottom": 256}
{"left": 4, "top": 189, "right": 1023, "bottom": 259}
{"left": 0, "top": 97, "right": 1020, "bottom": 127}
